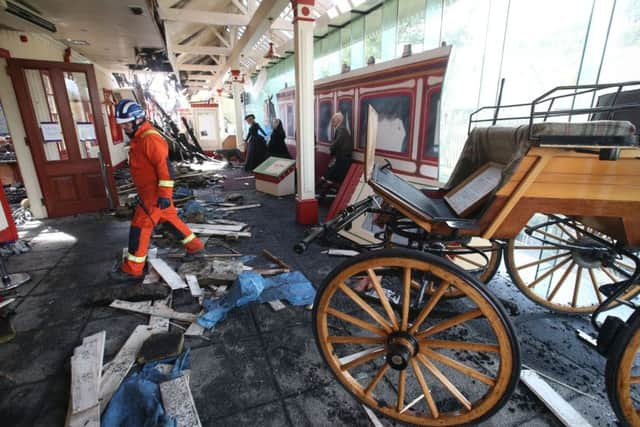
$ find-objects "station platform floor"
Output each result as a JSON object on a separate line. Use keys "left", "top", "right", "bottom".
{"left": 0, "top": 168, "right": 620, "bottom": 427}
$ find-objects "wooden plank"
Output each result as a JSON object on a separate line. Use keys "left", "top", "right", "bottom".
{"left": 217, "top": 203, "right": 261, "bottom": 212}
{"left": 576, "top": 329, "right": 597, "bottom": 347}
{"left": 71, "top": 331, "right": 105, "bottom": 414}
{"left": 149, "top": 258, "right": 188, "bottom": 290}
{"left": 0, "top": 297, "right": 16, "bottom": 309}
{"left": 322, "top": 249, "right": 360, "bottom": 257}
{"left": 185, "top": 322, "right": 205, "bottom": 336}
{"left": 185, "top": 229, "right": 252, "bottom": 238}
{"left": 68, "top": 405, "right": 100, "bottom": 427}
{"left": 207, "top": 219, "right": 247, "bottom": 226}
{"left": 149, "top": 315, "right": 170, "bottom": 331}
{"left": 262, "top": 249, "right": 293, "bottom": 271}
{"left": 99, "top": 325, "right": 155, "bottom": 412}
{"left": 362, "top": 404, "right": 384, "bottom": 427}
{"left": 110, "top": 300, "right": 198, "bottom": 323}
{"left": 483, "top": 155, "right": 551, "bottom": 239}
{"left": 520, "top": 369, "right": 593, "bottom": 427}
{"left": 185, "top": 274, "right": 203, "bottom": 298}
{"left": 267, "top": 300, "right": 287, "bottom": 311}
{"left": 187, "top": 223, "right": 246, "bottom": 232}
{"left": 160, "top": 375, "right": 203, "bottom": 427}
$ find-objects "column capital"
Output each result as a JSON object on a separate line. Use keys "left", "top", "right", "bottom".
{"left": 291, "top": 0, "right": 315, "bottom": 24}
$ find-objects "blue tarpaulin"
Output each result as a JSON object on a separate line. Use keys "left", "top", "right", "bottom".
{"left": 197, "top": 271, "right": 316, "bottom": 330}
{"left": 101, "top": 350, "right": 190, "bottom": 427}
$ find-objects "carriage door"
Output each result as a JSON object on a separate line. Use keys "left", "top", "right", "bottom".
{"left": 7, "top": 59, "right": 117, "bottom": 217}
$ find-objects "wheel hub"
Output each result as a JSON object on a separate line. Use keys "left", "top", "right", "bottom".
{"left": 386, "top": 332, "right": 419, "bottom": 371}
{"left": 571, "top": 237, "right": 610, "bottom": 268}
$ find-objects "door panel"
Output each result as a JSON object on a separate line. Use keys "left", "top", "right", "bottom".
{"left": 7, "top": 59, "right": 117, "bottom": 217}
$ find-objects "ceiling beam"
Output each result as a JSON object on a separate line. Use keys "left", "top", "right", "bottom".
{"left": 215, "top": 0, "right": 289, "bottom": 87}
{"left": 158, "top": 7, "right": 292, "bottom": 31}
{"left": 171, "top": 44, "right": 232, "bottom": 56}
{"left": 179, "top": 64, "right": 221, "bottom": 72}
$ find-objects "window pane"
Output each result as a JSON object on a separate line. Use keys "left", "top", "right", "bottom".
{"left": 381, "top": 0, "right": 397, "bottom": 62}
{"left": 365, "top": 8, "right": 382, "bottom": 65}
{"left": 24, "top": 69, "right": 68, "bottom": 161}
{"left": 350, "top": 16, "right": 365, "bottom": 69}
{"left": 599, "top": 0, "right": 640, "bottom": 84}
{"left": 341, "top": 26, "right": 352, "bottom": 69}
{"left": 396, "top": 0, "right": 426, "bottom": 57}
{"left": 64, "top": 72, "right": 100, "bottom": 159}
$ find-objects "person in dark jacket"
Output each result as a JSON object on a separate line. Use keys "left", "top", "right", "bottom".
{"left": 317, "top": 112, "right": 353, "bottom": 199}
{"left": 267, "top": 118, "right": 292, "bottom": 159}
{"left": 243, "top": 114, "right": 268, "bottom": 171}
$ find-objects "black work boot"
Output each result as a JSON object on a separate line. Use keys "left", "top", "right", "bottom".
{"left": 108, "top": 266, "right": 144, "bottom": 284}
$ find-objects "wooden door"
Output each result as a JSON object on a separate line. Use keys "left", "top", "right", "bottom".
{"left": 7, "top": 59, "right": 117, "bottom": 217}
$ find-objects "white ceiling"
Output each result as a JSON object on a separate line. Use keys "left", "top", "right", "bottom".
{"left": 1, "top": 0, "right": 164, "bottom": 71}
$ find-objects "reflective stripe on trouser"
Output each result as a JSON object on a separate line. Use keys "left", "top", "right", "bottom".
{"left": 158, "top": 180, "right": 174, "bottom": 188}
{"left": 122, "top": 200, "right": 203, "bottom": 276}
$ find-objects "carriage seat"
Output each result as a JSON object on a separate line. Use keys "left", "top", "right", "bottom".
{"left": 371, "top": 165, "right": 459, "bottom": 222}
{"left": 531, "top": 120, "right": 638, "bottom": 147}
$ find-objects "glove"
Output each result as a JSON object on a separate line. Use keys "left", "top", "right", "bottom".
{"left": 157, "top": 197, "right": 171, "bottom": 210}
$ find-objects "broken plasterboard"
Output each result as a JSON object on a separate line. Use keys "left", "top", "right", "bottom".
{"left": 71, "top": 331, "right": 106, "bottom": 413}
{"left": 110, "top": 300, "right": 198, "bottom": 323}
{"left": 100, "top": 325, "right": 157, "bottom": 412}
{"left": 185, "top": 274, "right": 203, "bottom": 298}
{"left": 149, "top": 258, "right": 188, "bottom": 290}
{"left": 160, "top": 374, "right": 202, "bottom": 427}
{"left": 520, "top": 369, "right": 592, "bottom": 427}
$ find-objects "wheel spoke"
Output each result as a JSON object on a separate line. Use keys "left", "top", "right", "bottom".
{"left": 454, "top": 254, "right": 485, "bottom": 269}
{"left": 338, "top": 282, "right": 393, "bottom": 333}
{"left": 589, "top": 268, "right": 604, "bottom": 304}
{"left": 339, "top": 347, "right": 385, "bottom": 371}
{"left": 421, "top": 339, "right": 500, "bottom": 353}
{"left": 571, "top": 266, "right": 583, "bottom": 308}
{"left": 418, "top": 354, "right": 472, "bottom": 411}
{"left": 516, "top": 252, "right": 571, "bottom": 270}
{"left": 364, "top": 363, "right": 389, "bottom": 396}
{"left": 546, "top": 261, "right": 575, "bottom": 301}
{"left": 410, "top": 358, "right": 439, "bottom": 418}
{"left": 421, "top": 347, "right": 496, "bottom": 386}
{"left": 397, "top": 370, "right": 406, "bottom": 412}
{"left": 630, "top": 376, "right": 640, "bottom": 385}
{"left": 416, "top": 309, "right": 483, "bottom": 338}
{"left": 327, "top": 308, "right": 387, "bottom": 336}
{"left": 601, "top": 266, "right": 619, "bottom": 283}
{"left": 527, "top": 257, "right": 573, "bottom": 289}
{"left": 409, "top": 281, "right": 449, "bottom": 334}
{"left": 401, "top": 268, "right": 411, "bottom": 331}
{"left": 513, "top": 245, "right": 565, "bottom": 250}
{"left": 328, "top": 336, "right": 386, "bottom": 345}
{"left": 367, "top": 269, "right": 399, "bottom": 330}
{"left": 556, "top": 223, "right": 577, "bottom": 240}
{"left": 532, "top": 228, "right": 575, "bottom": 245}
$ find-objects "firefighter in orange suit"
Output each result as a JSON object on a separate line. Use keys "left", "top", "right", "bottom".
{"left": 110, "top": 99, "right": 204, "bottom": 282}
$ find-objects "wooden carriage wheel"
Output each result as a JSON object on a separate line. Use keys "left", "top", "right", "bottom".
{"left": 505, "top": 214, "right": 640, "bottom": 313}
{"left": 606, "top": 311, "right": 640, "bottom": 427}
{"left": 313, "top": 248, "right": 520, "bottom": 426}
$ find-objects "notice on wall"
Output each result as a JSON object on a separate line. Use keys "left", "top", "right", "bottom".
{"left": 40, "top": 122, "right": 63, "bottom": 142}
{"left": 77, "top": 122, "right": 97, "bottom": 141}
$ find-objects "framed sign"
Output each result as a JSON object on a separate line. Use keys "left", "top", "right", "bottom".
{"left": 444, "top": 162, "right": 503, "bottom": 217}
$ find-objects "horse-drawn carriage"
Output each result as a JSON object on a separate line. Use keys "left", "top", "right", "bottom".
{"left": 296, "top": 82, "right": 640, "bottom": 425}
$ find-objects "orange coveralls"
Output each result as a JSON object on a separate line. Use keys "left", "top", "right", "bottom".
{"left": 122, "top": 121, "right": 204, "bottom": 276}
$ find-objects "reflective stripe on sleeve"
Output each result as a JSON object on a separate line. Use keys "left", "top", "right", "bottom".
{"left": 181, "top": 233, "right": 197, "bottom": 244}
{"left": 127, "top": 253, "right": 147, "bottom": 263}
{"left": 158, "top": 180, "right": 175, "bottom": 188}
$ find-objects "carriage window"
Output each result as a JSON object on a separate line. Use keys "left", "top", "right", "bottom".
{"left": 359, "top": 94, "right": 412, "bottom": 154}
{"left": 423, "top": 90, "right": 441, "bottom": 159}
{"left": 286, "top": 104, "right": 294, "bottom": 137}
{"left": 318, "top": 101, "right": 333, "bottom": 143}
{"left": 338, "top": 98, "right": 353, "bottom": 136}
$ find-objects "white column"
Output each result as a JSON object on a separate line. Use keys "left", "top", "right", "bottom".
{"left": 292, "top": 0, "right": 318, "bottom": 224}
{"left": 231, "top": 69, "right": 245, "bottom": 151}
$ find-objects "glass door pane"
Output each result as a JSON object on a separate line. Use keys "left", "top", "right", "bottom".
{"left": 63, "top": 72, "right": 100, "bottom": 159}
{"left": 24, "top": 69, "right": 69, "bottom": 161}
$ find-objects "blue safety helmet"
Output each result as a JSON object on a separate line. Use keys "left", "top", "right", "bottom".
{"left": 115, "top": 99, "right": 146, "bottom": 124}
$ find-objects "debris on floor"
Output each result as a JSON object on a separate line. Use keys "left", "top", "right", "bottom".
{"left": 137, "top": 332, "right": 185, "bottom": 364}
{"left": 198, "top": 270, "right": 316, "bottom": 330}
